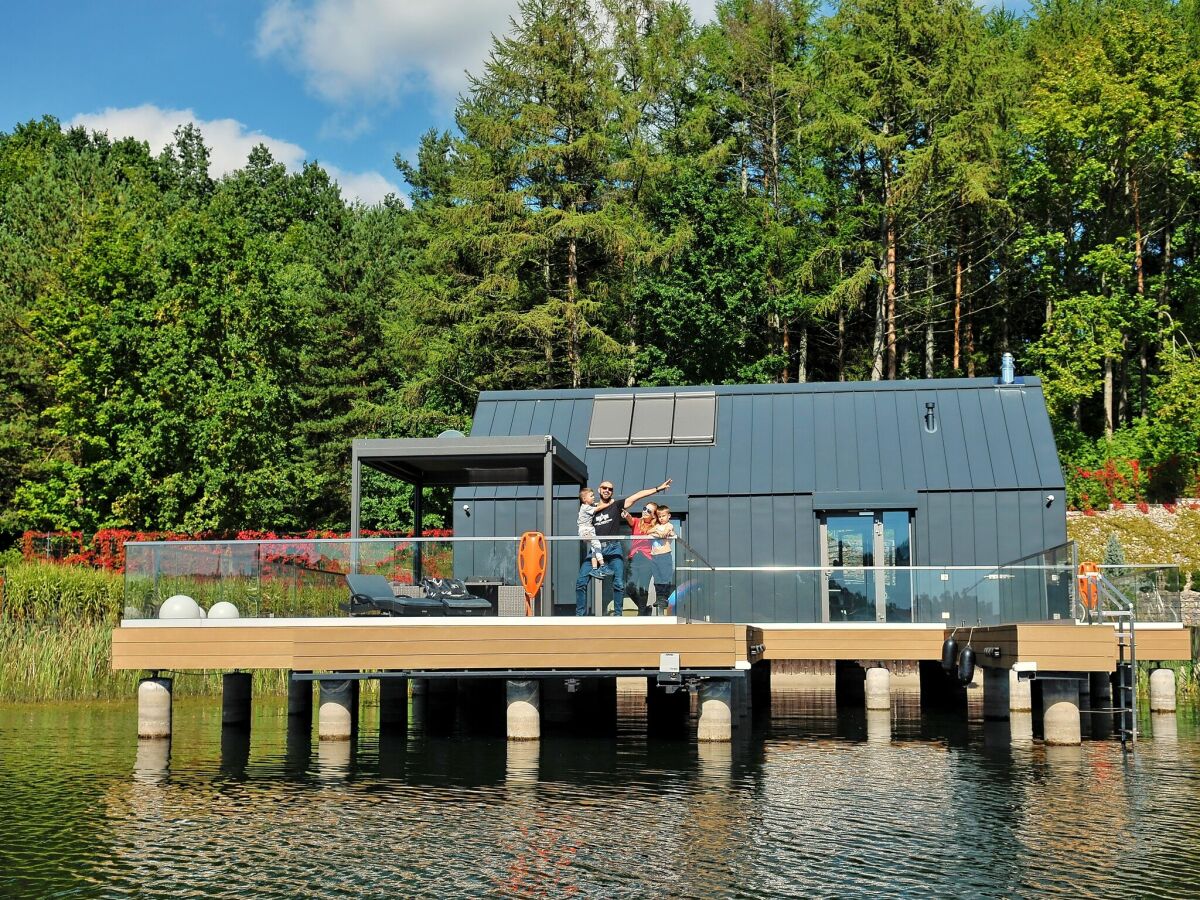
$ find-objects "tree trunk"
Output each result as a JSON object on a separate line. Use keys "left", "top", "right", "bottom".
{"left": 567, "top": 233, "right": 580, "bottom": 388}
{"left": 837, "top": 307, "right": 846, "bottom": 382}
{"left": 798, "top": 327, "right": 808, "bottom": 383}
{"left": 1103, "top": 356, "right": 1114, "bottom": 437}
{"left": 953, "top": 252, "right": 963, "bottom": 373}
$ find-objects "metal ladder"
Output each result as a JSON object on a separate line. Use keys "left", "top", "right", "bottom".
{"left": 1094, "top": 575, "right": 1137, "bottom": 749}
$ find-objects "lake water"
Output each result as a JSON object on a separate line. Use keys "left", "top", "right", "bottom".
{"left": 3, "top": 688, "right": 1200, "bottom": 898}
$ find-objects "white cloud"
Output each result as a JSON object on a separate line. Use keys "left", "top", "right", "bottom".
{"left": 71, "top": 104, "right": 306, "bottom": 176}
{"left": 325, "top": 164, "right": 404, "bottom": 206}
{"left": 256, "top": 0, "right": 719, "bottom": 105}
{"left": 68, "top": 104, "right": 401, "bottom": 205}
{"left": 257, "top": 0, "right": 516, "bottom": 102}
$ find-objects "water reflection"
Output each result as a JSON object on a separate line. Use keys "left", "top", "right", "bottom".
{"left": 133, "top": 739, "right": 171, "bottom": 784}
{"left": 316, "top": 738, "right": 352, "bottom": 779}
{"left": 6, "top": 692, "right": 1200, "bottom": 898}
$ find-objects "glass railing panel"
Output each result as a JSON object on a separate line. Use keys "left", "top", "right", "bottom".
{"left": 121, "top": 537, "right": 1085, "bottom": 625}
{"left": 1098, "top": 565, "right": 1183, "bottom": 623}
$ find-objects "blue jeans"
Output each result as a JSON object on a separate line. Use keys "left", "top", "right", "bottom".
{"left": 574, "top": 542, "right": 626, "bottom": 615}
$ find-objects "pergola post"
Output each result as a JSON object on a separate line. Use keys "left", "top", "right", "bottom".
{"left": 350, "top": 452, "right": 361, "bottom": 573}
{"left": 413, "top": 476, "right": 423, "bottom": 584}
{"left": 542, "top": 437, "right": 553, "bottom": 616}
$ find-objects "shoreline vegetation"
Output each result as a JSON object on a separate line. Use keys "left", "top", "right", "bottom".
{"left": 0, "top": 562, "right": 303, "bottom": 702}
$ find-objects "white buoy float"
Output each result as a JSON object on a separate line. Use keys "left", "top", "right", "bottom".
{"left": 208, "top": 601, "right": 241, "bottom": 620}
{"left": 158, "top": 594, "right": 202, "bottom": 619}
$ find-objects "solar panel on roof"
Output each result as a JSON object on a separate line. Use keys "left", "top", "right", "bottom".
{"left": 588, "top": 394, "right": 633, "bottom": 446}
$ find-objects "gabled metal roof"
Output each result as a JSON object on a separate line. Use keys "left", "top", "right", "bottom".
{"left": 463, "top": 378, "right": 1065, "bottom": 498}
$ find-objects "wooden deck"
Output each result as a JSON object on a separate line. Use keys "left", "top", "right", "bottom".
{"left": 111, "top": 619, "right": 1192, "bottom": 675}
{"left": 756, "top": 622, "right": 1192, "bottom": 671}
{"left": 112, "top": 619, "right": 763, "bottom": 673}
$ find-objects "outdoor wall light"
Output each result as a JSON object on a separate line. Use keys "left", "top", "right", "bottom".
{"left": 923, "top": 401, "right": 938, "bottom": 434}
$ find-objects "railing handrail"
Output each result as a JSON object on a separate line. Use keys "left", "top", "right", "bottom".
{"left": 675, "top": 564, "right": 1075, "bottom": 572}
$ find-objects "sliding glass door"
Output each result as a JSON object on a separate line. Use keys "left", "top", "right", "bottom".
{"left": 821, "top": 511, "right": 912, "bottom": 622}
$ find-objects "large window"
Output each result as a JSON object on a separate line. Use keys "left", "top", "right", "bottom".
{"left": 587, "top": 392, "right": 716, "bottom": 447}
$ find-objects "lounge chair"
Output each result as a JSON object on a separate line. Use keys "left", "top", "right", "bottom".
{"left": 344, "top": 573, "right": 444, "bottom": 617}
{"left": 421, "top": 578, "right": 494, "bottom": 617}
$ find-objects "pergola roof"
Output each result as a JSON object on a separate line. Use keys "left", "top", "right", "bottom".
{"left": 351, "top": 435, "right": 587, "bottom": 487}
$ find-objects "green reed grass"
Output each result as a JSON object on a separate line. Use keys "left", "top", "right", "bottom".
{"left": 0, "top": 562, "right": 305, "bottom": 701}
{"left": 1, "top": 562, "right": 125, "bottom": 624}
{"left": 0, "top": 621, "right": 299, "bottom": 702}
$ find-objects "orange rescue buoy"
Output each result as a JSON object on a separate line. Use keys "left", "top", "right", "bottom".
{"left": 517, "top": 531, "right": 547, "bottom": 616}
{"left": 1077, "top": 561, "right": 1100, "bottom": 611}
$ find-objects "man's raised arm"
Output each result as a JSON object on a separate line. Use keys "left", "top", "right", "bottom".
{"left": 622, "top": 478, "right": 672, "bottom": 511}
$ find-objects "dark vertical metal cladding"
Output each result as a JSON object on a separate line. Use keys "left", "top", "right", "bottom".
{"left": 463, "top": 379, "right": 1067, "bottom": 622}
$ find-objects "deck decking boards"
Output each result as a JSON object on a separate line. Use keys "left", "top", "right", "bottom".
{"left": 111, "top": 620, "right": 1190, "bottom": 674}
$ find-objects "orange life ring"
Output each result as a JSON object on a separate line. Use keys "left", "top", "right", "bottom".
{"left": 517, "top": 531, "right": 547, "bottom": 616}
{"left": 1077, "top": 561, "right": 1099, "bottom": 610}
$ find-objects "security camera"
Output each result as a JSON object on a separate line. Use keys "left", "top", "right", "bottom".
{"left": 462, "top": 504, "right": 471, "bottom": 517}
{"left": 1045, "top": 494, "right": 1055, "bottom": 507}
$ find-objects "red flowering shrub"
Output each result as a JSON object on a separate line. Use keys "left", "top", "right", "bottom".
{"left": 22, "top": 527, "right": 456, "bottom": 573}
{"left": 1137, "top": 501, "right": 1150, "bottom": 514}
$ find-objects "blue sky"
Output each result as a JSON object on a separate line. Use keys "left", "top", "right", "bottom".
{"left": 3, "top": 0, "right": 1023, "bottom": 205}
{"left": 0, "top": 1, "right": 713, "bottom": 204}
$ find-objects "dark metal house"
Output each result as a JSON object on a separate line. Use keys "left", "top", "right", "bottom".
{"left": 454, "top": 377, "right": 1069, "bottom": 624}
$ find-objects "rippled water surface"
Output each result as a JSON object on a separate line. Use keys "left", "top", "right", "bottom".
{"left": 3, "top": 688, "right": 1200, "bottom": 898}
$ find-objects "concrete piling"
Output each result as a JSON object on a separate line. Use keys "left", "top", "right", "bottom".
{"left": 221, "top": 672, "right": 252, "bottom": 728}
{"left": 318, "top": 679, "right": 356, "bottom": 741}
{"left": 137, "top": 677, "right": 173, "bottom": 740}
{"left": 1150, "top": 668, "right": 1177, "bottom": 713}
{"left": 1041, "top": 679, "right": 1082, "bottom": 746}
{"left": 506, "top": 680, "right": 540, "bottom": 741}
{"left": 698, "top": 679, "right": 733, "bottom": 742}
{"left": 983, "top": 668, "right": 1010, "bottom": 721}
{"left": 865, "top": 667, "right": 890, "bottom": 711}
{"left": 1009, "top": 668, "right": 1033, "bottom": 713}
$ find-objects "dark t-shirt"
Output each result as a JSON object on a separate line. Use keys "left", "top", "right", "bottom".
{"left": 592, "top": 502, "right": 623, "bottom": 538}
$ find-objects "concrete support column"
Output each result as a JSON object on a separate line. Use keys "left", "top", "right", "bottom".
{"left": 698, "top": 680, "right": 733, "bottom": 742}
{"left": 380, "top": 677, "right": 409, "bottom": 730}
{"left": 1009, "top": 668, "right": 1033, "bottom": 713}
{"left": 506, "top": 680, "right": 540, "bottom": 741}
{"left": 1042, "top": 679, "right": 1082, "bottom": 746}
{"left": 983, "top": 668, "right": 1010, "bottom": 721}
{"left": 1150, "top": 668, "right": 1177, "bottom": 713}
{"left": 137, "top": 677, "right": 172, "bottom": 740}
{"left": 222, "top": 672, "right": 252, "bottom": 728}
{"left": 318, "top": 679, "right": 356, "bottom": 741}
{"left": 865, "top": 667, "right": 890, "bottom": 711}
{"left": 287, "top": 675, "right": 313, "bottom": 720}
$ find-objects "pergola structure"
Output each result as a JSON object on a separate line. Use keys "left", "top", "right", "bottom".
{"left": 350, "top": 435, "right": 588, "bottom": 613}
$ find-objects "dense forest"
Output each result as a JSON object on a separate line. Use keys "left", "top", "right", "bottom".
{"left": 1, "top": 0, "right": 1198, "bottom": 546}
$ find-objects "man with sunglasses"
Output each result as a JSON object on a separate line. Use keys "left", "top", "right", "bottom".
{"left": 574, "top": 477, "right": 672, "bottom": 616}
